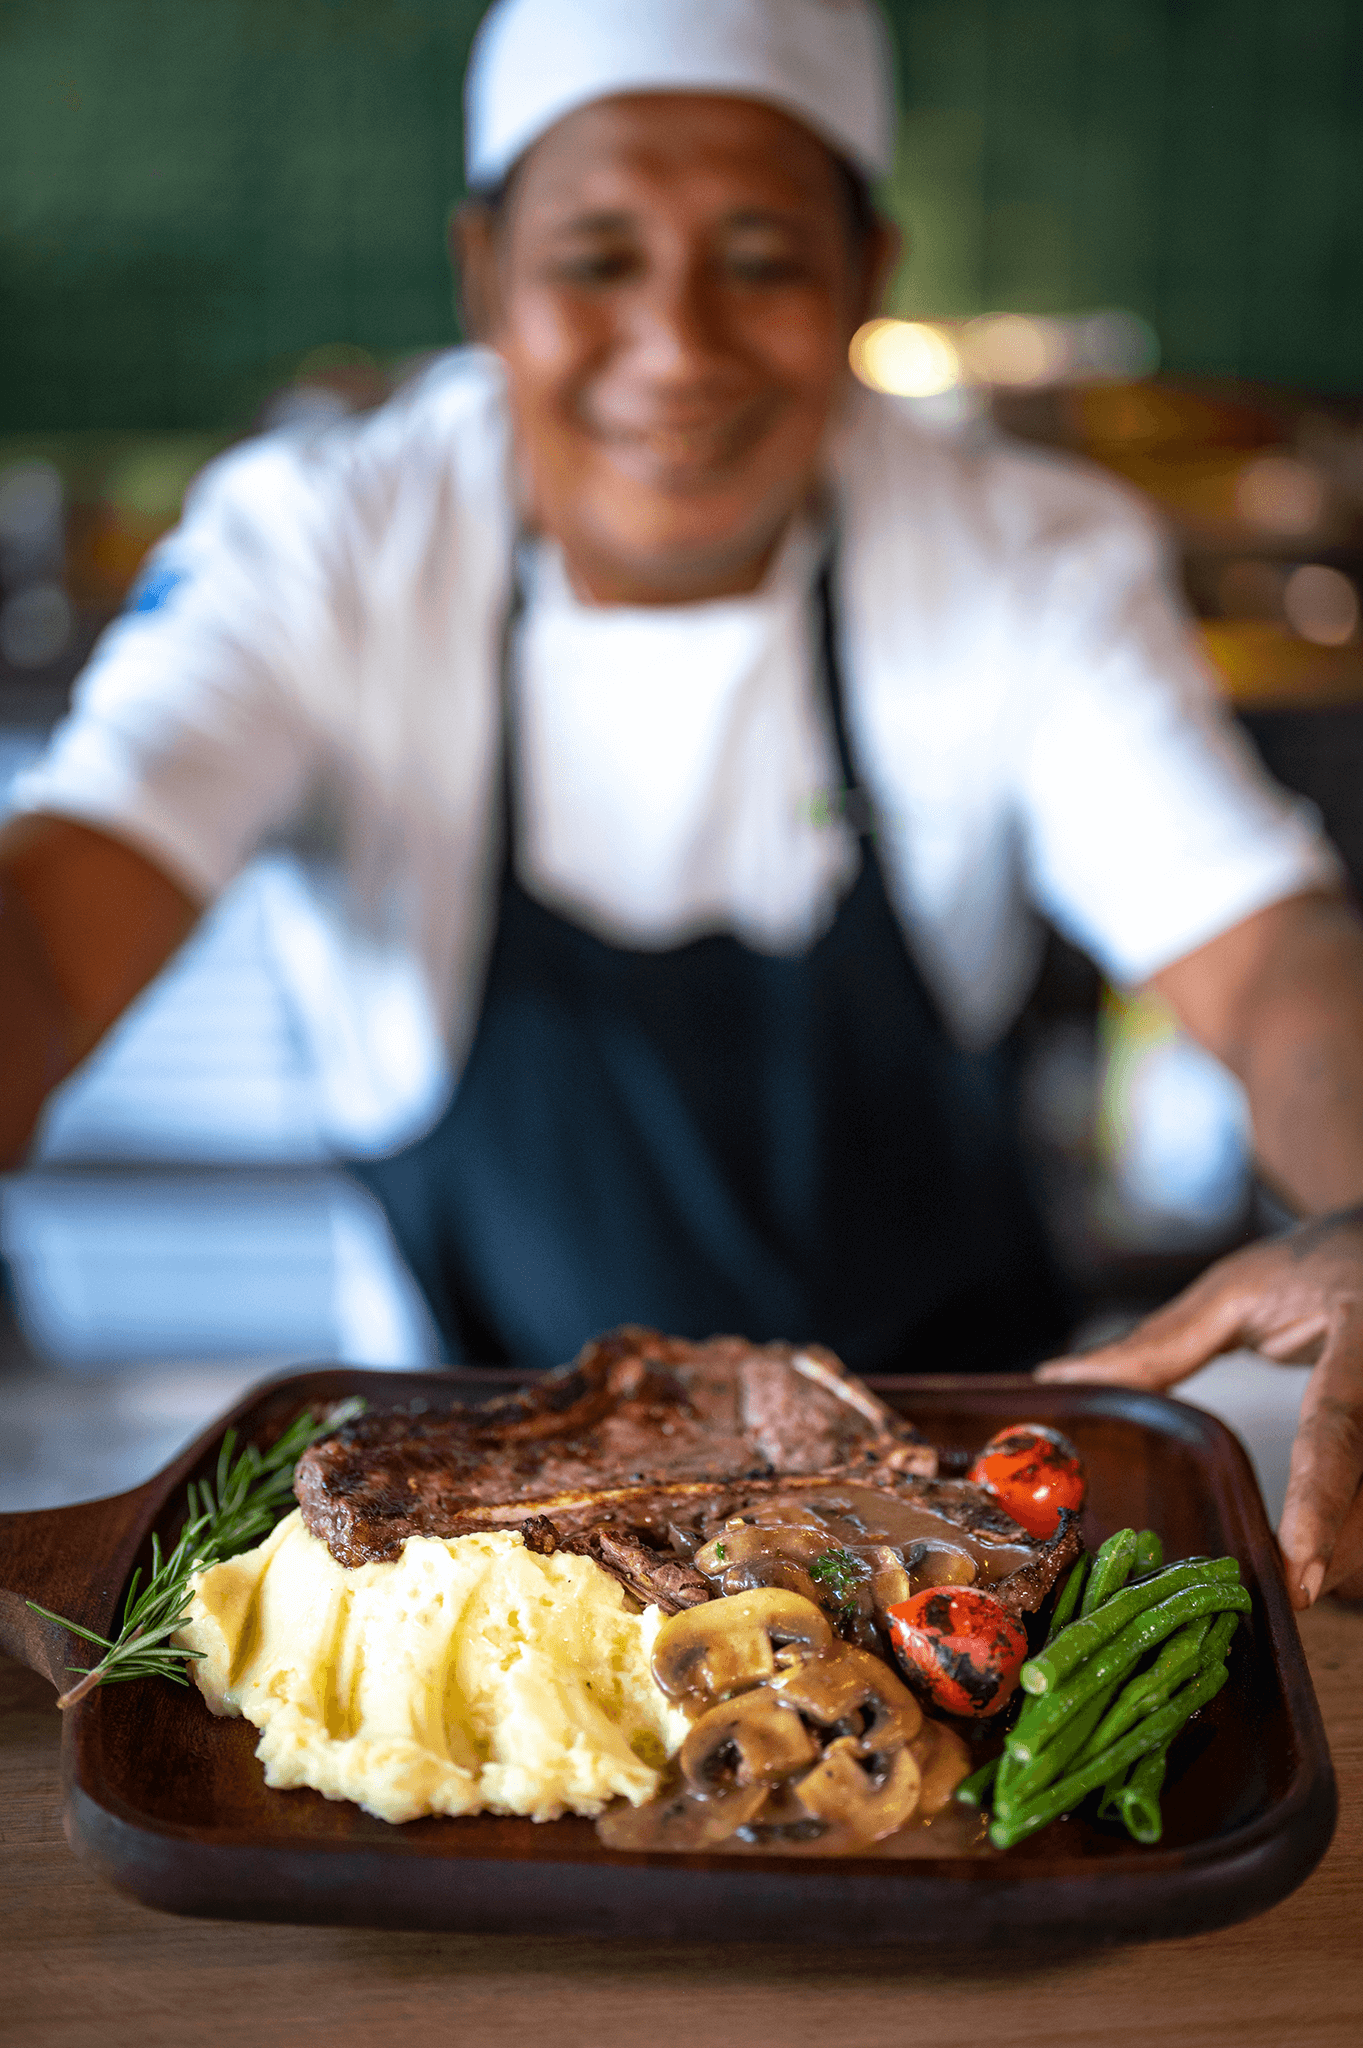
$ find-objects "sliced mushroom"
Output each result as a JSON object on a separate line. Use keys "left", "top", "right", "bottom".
{"left": 909, "top": 1722, "right": 973, "bottom": 1818}
{"left": 680, "top": 1688, "right": 818, "bottom": 1796}
{"left": 695, "top": 1524, "right": 882, "bottom": 1639}
{"left": 694, "top": 1522, "right": 830, "bottom": 1576}
{"left": 906, "top": 1540, "right": 977, "bottom": 1590}
{"left": 864, "top": 1544, "right": 912, "bottom": 1615}
{"left": 650, "top": 1588, "right": 834, "bottom": 1703}
{"left": 719, "top": 1554, "right": 826, "bottom": 1607}
{"left": 596, "top": 1783, "right": 767, "bottom": 1851}
{"left": 771, "top": 1645, "right": 922, "bottom": 1753}
{"left": 731, "top": 1780, "right": 830, "bottom": 1841}
{"left": 793, "top": 1735, "right": 922, "bottom": 1840}
{"left": 748, "top": 1503, "right": 835, "bottom": 1532}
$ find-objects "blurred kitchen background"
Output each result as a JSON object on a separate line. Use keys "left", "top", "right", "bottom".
{"left": 4, "top": 0, "right": 1359, "bottom": 1509}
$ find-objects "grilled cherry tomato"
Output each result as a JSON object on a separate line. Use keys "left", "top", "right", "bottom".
{"left": 885, "top": 1587, "right": 1028, "bottom": 1718}
{"left": 967, "top": 1422, "right": 1085, "bottom": 1540}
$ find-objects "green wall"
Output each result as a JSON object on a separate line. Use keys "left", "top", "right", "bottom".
{"left": 2, "top": 0, "right": 1360, "bottom": 431}
{"left": 885, "top": 0, "right": 1363, "bottom": 390}
{"left": 2, "top": 0, "right": 482, "bottom": 430}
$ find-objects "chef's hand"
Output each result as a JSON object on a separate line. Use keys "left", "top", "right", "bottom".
{"left": 1036, "top": 1208, "right": 1363, "bottom": 1611}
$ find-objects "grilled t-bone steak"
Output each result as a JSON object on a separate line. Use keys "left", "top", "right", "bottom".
{"left": 296, "top": 1327, "right": 935, "bottom": 1565}
{"left": 296, "top": 1326, "right": 1081, "bottom": 1624}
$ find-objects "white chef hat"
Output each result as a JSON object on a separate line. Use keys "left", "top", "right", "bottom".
{"left": 464, "top": 0, "right": 897, "bottom": 192}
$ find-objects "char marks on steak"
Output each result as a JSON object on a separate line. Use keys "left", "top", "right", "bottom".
{"left": 295, "top": 1327, "right": 936, "bottom": 1567}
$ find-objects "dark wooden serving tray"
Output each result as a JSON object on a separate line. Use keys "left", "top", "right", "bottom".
{"left": 0, "top": 1369, "right": 1336, "bottom": 1946}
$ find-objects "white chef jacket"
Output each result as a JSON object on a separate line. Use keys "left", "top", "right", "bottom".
{"left": 12, "top": 349, "right": 1338, "bottom": 1155}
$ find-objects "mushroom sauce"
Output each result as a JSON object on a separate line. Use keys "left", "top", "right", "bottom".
{"left": 593, "top": 1487, "right": 1043, "bottom": 1856}
{"left": 595, "top": 1584, "right": 984, "bottom": 1857}
{"left": 684, "top": 1484, "right": 1038, "bottom": 1647}
{"left": 700, "top": 1483, "right": 1040, "bottom": 1581}
{"left": 597, "top": 1775, "right": 990, "bottom": 1858}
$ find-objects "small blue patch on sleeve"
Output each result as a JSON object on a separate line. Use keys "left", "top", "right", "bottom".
{"left": 125, "top": 564, "right": 187, "bottom": 615}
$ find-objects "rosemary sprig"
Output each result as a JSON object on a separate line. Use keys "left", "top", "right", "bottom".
{"left": 27, "top": 1397, "right": 365, "bottom": 1710}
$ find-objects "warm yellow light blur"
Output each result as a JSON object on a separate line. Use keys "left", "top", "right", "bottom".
{"left": 850, "top": 319, "right": 960, "bottom": 397}
{"left": 960, "top": 314, "right": 1070, "bottom": 387}
{"left": 1283, "top": 564, "right": 1359, "bottom": 646}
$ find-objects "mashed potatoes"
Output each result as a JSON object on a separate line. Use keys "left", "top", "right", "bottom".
{"left": 176, "top": 1513, "right": 690, "bottom": 1824}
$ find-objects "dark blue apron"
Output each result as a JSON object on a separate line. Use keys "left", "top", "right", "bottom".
{"left": 352, "top": 564, "right": 1066, "bottom": 1373}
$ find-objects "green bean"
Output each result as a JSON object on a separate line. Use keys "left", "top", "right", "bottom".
{"left": 1081, "top": 1528, "right": 1138, "bottom": 1616}
{"left": 994, "top": 1681, "right": 1116, "bottom": 1816}
{"left": 1202, "top": 1608, "right": 1241, "bottom": 1666}
{"left": 1008, "top": 1580, "right": 1250, "bottom": 1762}
{"left": 1005, "top": 1554, "right": 1090, "bottom": 1752}
{"left": 989, "top": 1660, "right": 1229, "bottom": 1850}
{"left": 1021, "top": 1557, "right": 1242, "bottom": 1695}
{"left": 954, "top": 1754, "right": 1000, "bottom": 1808}
{"left": 1013, "top": 1551, "right": 1179, "bottom": 1749}
{"left": 1116, "top": 1747, "right": 1168, "bottom": 1844}
{"left": 1046, "top": 1553, "right": 1090, "bottom": 1642}
{"left": 1134, "top": 1529, "right": 1164, "bottom": 1574}
{"left": 1080, "top": 1616, "right": 1211, "bottom": 1759}
{"left": 1104, "top": 1612, "right": 1239, "bottom": 1840}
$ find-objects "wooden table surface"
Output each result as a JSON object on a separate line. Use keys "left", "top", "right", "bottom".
{"left": 1, "top": 1605, "right": 1359, "bottom": 2048}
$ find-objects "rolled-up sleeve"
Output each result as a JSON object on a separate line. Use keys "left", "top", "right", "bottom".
{"left": 10, "top": 437, "right": 344, "bottom": 901}
{"left": 1014, "top": 493, "right": 1340, "bottom": 986}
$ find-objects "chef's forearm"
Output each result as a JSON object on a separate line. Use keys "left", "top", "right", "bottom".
{"left": 1240, "top": 993, "right": 1363, "bottom": 1215}
{"left": 1154, "top": 891, "right": 1363, "bottom": 1217}
{"left": 0, "top": 816, "right": 201, "bottom": 1166}
{"left": 0, "top": 879, "right": 80, "bottom": 1167}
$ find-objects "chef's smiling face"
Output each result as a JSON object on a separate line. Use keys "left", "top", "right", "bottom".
{"left": 457, "top": 93, "right": 892, "bottom": 604}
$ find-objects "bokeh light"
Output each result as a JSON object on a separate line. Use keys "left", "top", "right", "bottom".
{"left": 850, "top": 309, "right": 1159, "bottom": 396}
{"left": 1234, "top": 454, "right": 1327, "bottom": 537}
{"left": 850, "top": 319, "right": 960, "bottom": 397}
{"left": 1282, "top": 564, "right": 1359, "bottom": 646}
{"left": 960, "top": 313, "right": 1069, "bottom": 387}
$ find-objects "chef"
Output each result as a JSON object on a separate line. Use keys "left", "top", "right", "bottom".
{"left": 3, "top": 0, "right": 1363, "bottom": 1609}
